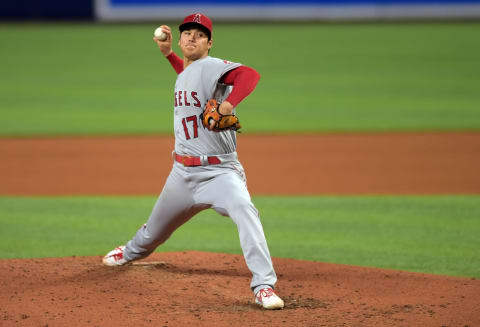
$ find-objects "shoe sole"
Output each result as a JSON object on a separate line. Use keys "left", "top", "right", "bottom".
{"left": 255, "top": 300, "right": 285, "bottom": 310}
{"left": 102, "top": 257, "right": 128, "bottom": 266}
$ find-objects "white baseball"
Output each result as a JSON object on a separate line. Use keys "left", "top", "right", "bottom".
{"left": 154, "top": 27, "right": 167, "bottom": 41}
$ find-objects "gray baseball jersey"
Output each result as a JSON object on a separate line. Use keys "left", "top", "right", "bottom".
{"left": 174, "top": 56, "right": 241, "bottom": 155}
{"left": 122, "top": 55, "right": 278, "bottom": 294}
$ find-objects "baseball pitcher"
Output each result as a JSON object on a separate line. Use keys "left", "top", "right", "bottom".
{"left": 102, "top": 13, "right": 284, "bottom": 310}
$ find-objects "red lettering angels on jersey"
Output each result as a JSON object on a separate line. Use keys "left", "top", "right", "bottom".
{"left": 174, "top": 91, "right": 201, "bottom": 108}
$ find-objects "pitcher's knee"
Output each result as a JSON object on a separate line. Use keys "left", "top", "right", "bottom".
{"left": 226, "top": 198, "right": 259, "bottom": 219}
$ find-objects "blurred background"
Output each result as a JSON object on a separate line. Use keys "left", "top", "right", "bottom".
{"left": 1, "top": 0, "right": 480, "bottom": 136}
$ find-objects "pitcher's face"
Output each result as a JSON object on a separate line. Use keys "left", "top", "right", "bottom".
{"left": 179, "top": 28, "right": 212, "bottom": 60}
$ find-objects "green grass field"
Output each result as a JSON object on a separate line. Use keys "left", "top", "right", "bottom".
{"left": 1, "top": 196, "right": 479, "bottom": 278}
{"left": 1, "top": 22, "right": 480, "bottom": 135}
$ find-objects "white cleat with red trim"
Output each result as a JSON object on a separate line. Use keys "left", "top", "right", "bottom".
{"left": 102, "top": 245, "right": 129, "bottom": 266}
{"left": 255, "top": 287, "right": 284, "bottom": 310}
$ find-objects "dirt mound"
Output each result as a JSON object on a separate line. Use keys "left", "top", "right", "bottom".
{"left": 1, "top": 251, "right": 478, "bottom": 326}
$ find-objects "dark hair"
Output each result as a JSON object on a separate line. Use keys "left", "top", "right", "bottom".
{"left": 179, "top": 22, "right": 211, "bottom": 41}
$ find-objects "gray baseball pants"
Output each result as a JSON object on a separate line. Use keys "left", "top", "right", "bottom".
{"left": 123, "top": 152, "right": 277, "bottom": 292}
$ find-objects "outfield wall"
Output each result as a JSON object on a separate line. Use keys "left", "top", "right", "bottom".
{"left": 2, "top": 0, "right": 479, "bottom": 21}
{"left": 0, "top": 1, "right": 93, "bottom": 20}
{"left": 95, "top": 0, "right": 480, "bottom": 21}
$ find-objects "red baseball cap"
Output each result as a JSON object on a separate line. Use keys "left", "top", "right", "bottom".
{"left": 179, "top": 13, "right": 213, "bottom": 39}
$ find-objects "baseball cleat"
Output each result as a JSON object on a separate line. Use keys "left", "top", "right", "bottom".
{"left": 102, "top": 245, "right": 129, "bottom": 266}
{"left": 255, "top": 287, "right": 284, "bottom": 310}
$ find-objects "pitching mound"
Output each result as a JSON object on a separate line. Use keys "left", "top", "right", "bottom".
{"left": 1, "top": 251, "right": 478, "bottom": 326}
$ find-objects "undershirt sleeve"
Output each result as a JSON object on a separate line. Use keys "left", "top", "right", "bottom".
{"left": 219, "top": 66, "right": 261, "bottom": 108}
{"left": 166, "top": 52, "right": 184, "bottom": 74}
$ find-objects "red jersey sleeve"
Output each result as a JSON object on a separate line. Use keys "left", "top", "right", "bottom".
{"left": 220, "top": 66, "right": 261, "bottom": 108}
{"left": 166, "top": 52, "right": 184, "bottom": 74}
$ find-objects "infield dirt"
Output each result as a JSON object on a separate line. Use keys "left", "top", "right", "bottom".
{"left": 1, "top": 132, "right": 479, "bottom": 326}
{"left": 1, "top": 132, "right": 480, "bottom": 195}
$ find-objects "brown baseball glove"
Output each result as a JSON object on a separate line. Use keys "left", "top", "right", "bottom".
{"left": 202, "top": 99, "right": 242, "bottom": 132}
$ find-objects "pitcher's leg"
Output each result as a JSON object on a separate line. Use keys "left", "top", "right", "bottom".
{"left": 196, "top": 170, "right": 277, "bottom": 290}
{"left": 124, "top": 167, "right": 200, "bottom": 261}
{"left": 229, "top": 199, "right": 277, "bottom": 290}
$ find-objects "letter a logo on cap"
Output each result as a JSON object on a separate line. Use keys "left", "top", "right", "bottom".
{"left": 179, "top": 13, "right": 212, "bottom": 37}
